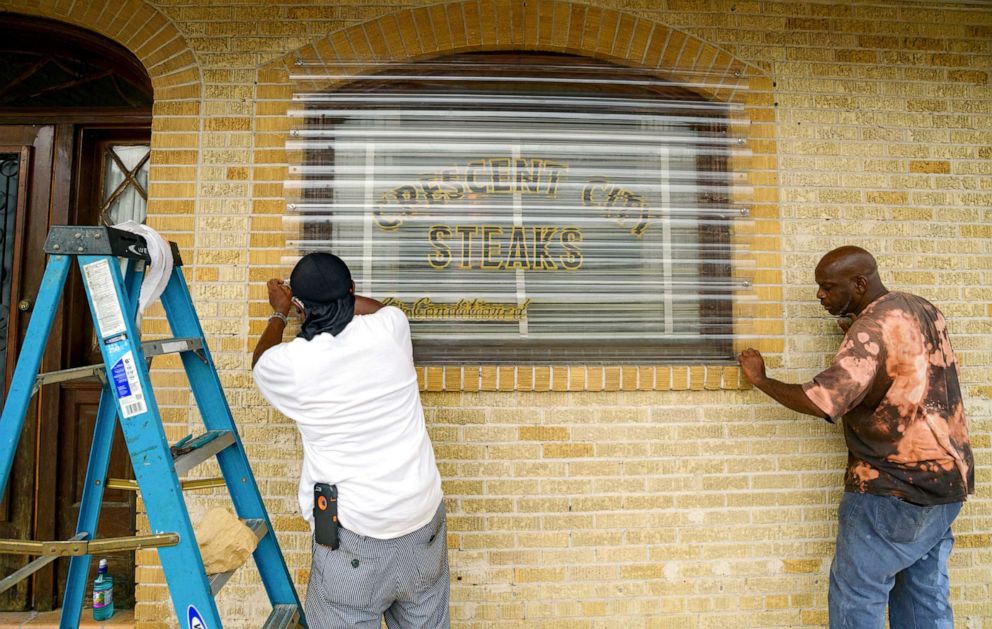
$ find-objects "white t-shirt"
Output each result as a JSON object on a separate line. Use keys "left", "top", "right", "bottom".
{"left": 252, "top": 306, "right": 442, "bottom": 539}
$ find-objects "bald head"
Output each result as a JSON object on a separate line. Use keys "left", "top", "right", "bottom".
{"left": 816, "top": 246, "right": 879, "bottom": 282}
{"left": 814, "top": 246, "right": 888, "bottom": 317}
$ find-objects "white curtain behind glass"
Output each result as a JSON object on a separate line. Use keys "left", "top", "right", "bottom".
{"left": 103, "top": 145, "right": 149, "bottom": 225}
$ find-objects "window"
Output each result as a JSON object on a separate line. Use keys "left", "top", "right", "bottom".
{"left": 287, "top": 53, "right": 745, "bottom": 363}
{"left": 100, "top": 144, "right": 149, "bottom": 225}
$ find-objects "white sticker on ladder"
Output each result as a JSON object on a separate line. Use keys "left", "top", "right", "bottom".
{"left": 111, "top": 351, "right": 147, "bottom": 418}
{"left": 82, "top": 259, "right": 128, "bottom": 338}
{"left": 161, "top": 341, "right": 187, "bottom": 354}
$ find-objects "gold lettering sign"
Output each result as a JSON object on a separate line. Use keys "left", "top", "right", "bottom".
{"left": 382, "top": 297, "right": 532, "bottom": 321}
{"left": 427, "top": 224, "right": 583, "bottom": 271}
{"left": 369, "top": 155, "right": 662, "bottom": 274}
{"left": 581, "top": 177, "right": 653, "bottom": 237}
{"left": 374, "top": 157, "right": 568, "bottom": 230}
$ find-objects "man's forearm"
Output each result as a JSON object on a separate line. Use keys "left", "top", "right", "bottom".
{"left": 252, "top": 317, "right": 287, "bottom": 368}
{"left": 751, "top": 376, "right": 827, "bottom": 418}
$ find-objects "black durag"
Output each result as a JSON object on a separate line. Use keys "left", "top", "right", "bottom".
{"left": 289, "top": 253, "right": 356, "bottom": 340}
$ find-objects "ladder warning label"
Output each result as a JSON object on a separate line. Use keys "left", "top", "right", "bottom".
{"left": 111, "top": 351, "right": 147, "bottom": 418}
{"left": 82, "top": 259, "right": 127, "bottom": 339}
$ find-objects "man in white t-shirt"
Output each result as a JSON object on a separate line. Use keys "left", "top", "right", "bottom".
{"left": 252, "top": 252, "right": 448, "bottom": 629}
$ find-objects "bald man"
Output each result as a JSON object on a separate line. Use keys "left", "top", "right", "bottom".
{"left": 738, "top": 246, "right": 973, "bottom": 629}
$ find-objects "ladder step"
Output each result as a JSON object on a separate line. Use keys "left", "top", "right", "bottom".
{"left": 208, "top": 519, "right": 268, "bottom": 596}
{"left": 142, "top": 336, "right": 203, "bottom": 357}
{"left": 172, "top": 430, "right": 236, "bottom": 476}
{"left": 262, "top": 604, "right": 301, "bottom": 629}
{"left": 32, "top": 338, "right": 204, "bottom": 393}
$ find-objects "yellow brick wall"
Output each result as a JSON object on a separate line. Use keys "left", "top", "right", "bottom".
{"left": 3, "top": 0, "right": 990, "bottom": 626}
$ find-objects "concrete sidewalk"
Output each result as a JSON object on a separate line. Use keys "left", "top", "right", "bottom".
{"left": 0, "top": 609, "right": 133, "bottom": 628}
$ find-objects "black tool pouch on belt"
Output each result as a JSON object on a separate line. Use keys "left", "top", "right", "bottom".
{"left": 313, "top": 482, "right": 340, "bottom": 550}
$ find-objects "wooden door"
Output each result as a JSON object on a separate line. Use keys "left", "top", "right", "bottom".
{"left": 0, "top": 124, "right": 67, "bottom": 611}
{"left": 0, "top": 141, "right": 36, "bottom": 612}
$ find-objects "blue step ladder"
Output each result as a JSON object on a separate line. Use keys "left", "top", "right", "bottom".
{"left": 0, "top": 226, "right": 305, "bottom": 628}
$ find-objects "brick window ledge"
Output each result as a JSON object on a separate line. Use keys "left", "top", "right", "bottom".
{"left": 416, "top": 364, "right": 750, "bottom": 392}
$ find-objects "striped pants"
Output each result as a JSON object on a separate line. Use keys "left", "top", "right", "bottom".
{"left": 305, "top": 502, "right": 450, "bottom": 629}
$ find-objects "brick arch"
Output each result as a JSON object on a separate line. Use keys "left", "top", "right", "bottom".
{"left": 0, "top": 0, "right": 202, "bottom": 100}
{"left": 260, "top": 0, "right": 768, "bottom": 101}
{"left": 252, "top": 0, "right": 783, "bottom": 389}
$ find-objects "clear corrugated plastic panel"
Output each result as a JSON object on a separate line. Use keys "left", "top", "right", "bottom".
{"left": 285, "top": 54, "right": 751, "bottom": 363}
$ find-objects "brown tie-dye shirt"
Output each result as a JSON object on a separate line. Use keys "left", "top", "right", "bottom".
{"left": 803, "top": 292, "right": 973, "bottom": 505}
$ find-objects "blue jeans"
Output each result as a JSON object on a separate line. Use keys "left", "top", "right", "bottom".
{"left": 829, "top": 492, "right": 962, "bottom": 629}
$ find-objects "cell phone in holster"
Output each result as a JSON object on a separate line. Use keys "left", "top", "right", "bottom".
{"left": 313, "top": 483, "right": 340, "bottom": 550}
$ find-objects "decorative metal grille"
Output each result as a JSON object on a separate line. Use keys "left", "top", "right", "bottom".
{"left": 1, "top": 153, "right": 21, "bottom": 393}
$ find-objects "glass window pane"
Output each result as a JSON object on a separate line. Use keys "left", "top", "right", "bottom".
{"left": 103, "top": 157, "right": 124, "bottom": 203}
{"left": 113, "top": 145, "right": 149, "bottom": 172}
{"left": 136, "top": 155, "right": 148, "bottom": 191}
{"left": 289, "top": 54, "right": 739, "bottom": 363}
{"left": 103, "top": 145, "right": 148, "bottom": 224}
{"left": 106, "top": 185, "right": 146, "bottom": 225}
